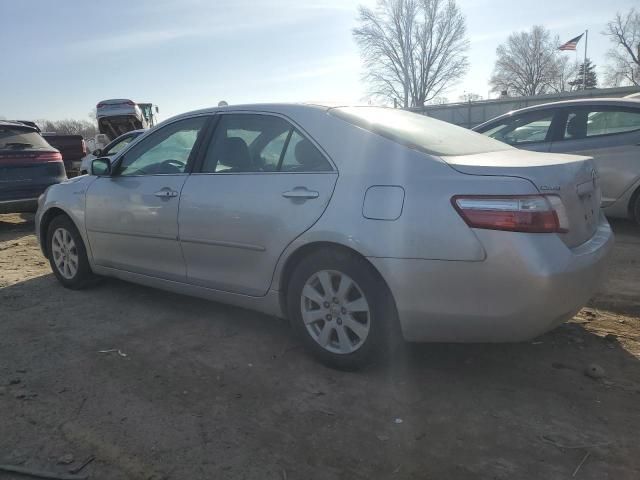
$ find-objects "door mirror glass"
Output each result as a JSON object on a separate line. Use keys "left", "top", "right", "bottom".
{"left": 92, "top": 148, "right": 103, "bottom": 156}
{"left": 91, "top": 158, "right": 111, "bottom": 176}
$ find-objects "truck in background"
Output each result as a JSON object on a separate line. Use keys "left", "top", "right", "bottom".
{"left": 96, "top": 99, "right": 159, "bottom": 140}
{"left": 41, "top": 133, "right": 86, "bottom": 177}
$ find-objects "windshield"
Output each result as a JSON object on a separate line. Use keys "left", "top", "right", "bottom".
{"left": 330, "top": 106, "right": 512, "bottom": 156}
{"left": 105, "top": 134, "right": 139, "bottom": 155}
{"left": 0, "top": 126, "right": 51, "bottom": 150}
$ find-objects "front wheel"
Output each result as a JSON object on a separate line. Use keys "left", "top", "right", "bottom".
{"left": 47, "top": 215, "right": 95, "bottom": 289}
{"left": 287, "top": 249, "right": 399, "bottom": 370}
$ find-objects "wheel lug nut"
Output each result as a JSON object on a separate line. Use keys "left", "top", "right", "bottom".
{"left": 341, "top": 307, "right": 347, "bottom": 314}
{"left": 333, "top": 297, "right": 339, "bottom": 304}
{"left": 337, "top": 318, "right": 343, "bottom": 325}
{"left": 326, "top": 314, "right": 332, "bottom": 321}
{"left": 323, "top": 302, "right": 330, "bottom": 308}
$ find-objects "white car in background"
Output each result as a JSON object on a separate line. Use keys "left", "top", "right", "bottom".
{"left": 96, "top": 99, "right": 149, "bottom": 140}
{"left": 79, "top": 129, "right": 145, "bottom": 174}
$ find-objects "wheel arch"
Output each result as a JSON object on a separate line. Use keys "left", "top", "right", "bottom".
{"left": 277, "top": 241, "right": 396, "bottom": 320}
{"left": 39, "top": 207, "right": 74, "bottom": 258}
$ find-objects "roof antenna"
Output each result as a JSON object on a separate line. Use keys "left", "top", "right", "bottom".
{"left": 218, "top": 100, "right": 228, "bottom": 107}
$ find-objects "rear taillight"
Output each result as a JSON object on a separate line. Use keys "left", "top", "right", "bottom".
{"left": 37, "top": 152, "right": 63, "bottom": 163}
{"left": 125, "top": 100, "right": 135, "bottom": 106}
{"left": 96, "top": 103, "right": 104, "bottom": 108}
{"left": 452, "top": 195, "right": 568, "bottom": 233}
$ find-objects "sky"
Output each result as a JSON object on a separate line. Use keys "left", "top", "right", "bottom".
{"left": 1, "top": 0, "right": 637, "bottom": 122}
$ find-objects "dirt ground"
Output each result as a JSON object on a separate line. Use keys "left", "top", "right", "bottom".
{"left": 1, "top": 213, "right": 639, "bottom": 480}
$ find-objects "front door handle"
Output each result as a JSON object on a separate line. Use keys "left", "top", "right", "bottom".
{"left": 154, "top": 189, "right": 178, "bottom": 198}
{"left": 282, "top": 187, "right": 319, "bottom": 200}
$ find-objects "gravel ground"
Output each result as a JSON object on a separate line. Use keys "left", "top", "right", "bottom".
{"left": 1, "top": 213, "right": 639, "bottom": 480}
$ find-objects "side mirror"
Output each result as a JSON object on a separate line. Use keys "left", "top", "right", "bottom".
{"left": 91, "top": 158, "right": 111, "bottom": 176}
{"left": 92, "top": 148, "right": 103, "bottom": 157}
{"left": 155, "top": 106, "right": 159, "bottom": 113}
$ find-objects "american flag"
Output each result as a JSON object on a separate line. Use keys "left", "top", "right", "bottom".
{"left": 559, "top": 34, "right": 584, "bottom": 51}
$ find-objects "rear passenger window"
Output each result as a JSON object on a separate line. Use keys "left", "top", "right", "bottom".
{"left": 201, "top": 114, "right": 332, "bottom": 173}
{"left": 281, "top": 130, "right": 332, "bottom": 172}
{"left": 563, "top": 108, "right": 640, "bottom": 140}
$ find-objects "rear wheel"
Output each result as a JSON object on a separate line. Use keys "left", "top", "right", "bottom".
{"left": 287, "top": 249, "right": 399, "bottom": 370}
{"left": 47, "top": 215, "right": 95, "bottom": 289}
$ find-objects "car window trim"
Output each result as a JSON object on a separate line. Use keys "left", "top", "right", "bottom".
{"left": 552, "top": 105, "right": 640, "bottom": 142}
{"left": 111, "top": 114, "right": 214, "bottom": 177}
{"left": 191, "top": 110, "right": 336, "bottom": 174}
{"left": 547, "top": 109, "right": 568, "bottom": 142}
{"left": 276, "top": 128, "right": 294, "bottom": 171}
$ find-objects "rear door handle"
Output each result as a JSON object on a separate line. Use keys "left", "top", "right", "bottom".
{"left": 154, "top": 189, "right": 178, "bottom": 198}
{"left": 282, "top": 187, "right": 319, "bottom": 200}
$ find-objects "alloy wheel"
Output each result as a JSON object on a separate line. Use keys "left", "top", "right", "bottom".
{"left": 300, "top": 270, "right": 371, "bottom": 354}
{"left": 51, "top": 227, "right": 79, "bottom": 280}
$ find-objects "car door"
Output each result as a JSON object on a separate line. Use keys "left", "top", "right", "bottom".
{"left": 476, "top": 109, "right": 558, "bottom": 152}
{"left": 85, "top": 115, "right": 209, "bottom": 281}
{"left": 179, "top": 112, "right": 338, "bottom": 296}
{"left": 547, "top": 106, "right": 640, "bottom": 206}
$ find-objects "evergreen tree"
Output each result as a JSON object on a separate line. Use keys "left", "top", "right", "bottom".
{"left": 569, "top": 59, "right": 598, "bottom": 90}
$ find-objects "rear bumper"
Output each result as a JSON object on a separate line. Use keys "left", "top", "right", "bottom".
{"left": 369, "top": 214, "right": 614, "bottom": 342}
{"left": 0, "top": 180, "right": 62, "bottom": 214}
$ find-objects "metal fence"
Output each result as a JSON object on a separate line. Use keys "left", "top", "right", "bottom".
{"left": 410, "top": 86, "right": 640, "bottom": 128}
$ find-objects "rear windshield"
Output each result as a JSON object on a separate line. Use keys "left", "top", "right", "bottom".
{"left": 0, "top": 126, "right": 51, "bottom": 150}
{"left": 330, "top": 107, "right": 512, "bottom": 156}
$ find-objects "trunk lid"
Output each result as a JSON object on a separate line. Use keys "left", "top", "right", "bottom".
{"left": 442, "top": 149, "right": 601, "bottom": 248}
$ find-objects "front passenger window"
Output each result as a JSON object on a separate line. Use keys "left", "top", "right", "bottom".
{"left": 482, "top": 112, "right": 554, "bottom": 145}
{"left": 118, "top": 116, "right": 207, "bottom": 176}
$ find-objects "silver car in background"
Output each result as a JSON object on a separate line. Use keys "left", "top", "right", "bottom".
{"left": 36, "top": 104, "right": 613, "bottom": 369}
{"left": 474, "top": 98, "right": 640, "bottom": 224}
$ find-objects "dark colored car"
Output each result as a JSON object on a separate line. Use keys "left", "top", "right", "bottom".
{"left": 0, "top": 121, "right": 66, "bottom": 214}
{"left": 41, "top": 133, "right": 86, "bottom": 177}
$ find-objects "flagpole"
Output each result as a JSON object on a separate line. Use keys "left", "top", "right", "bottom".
{"left": 583, "top": 29, "right": 588, "bottom": 90}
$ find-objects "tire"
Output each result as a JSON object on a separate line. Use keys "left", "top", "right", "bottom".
{"left": 286, "top": 248, "right": 400, "bottom": 370}
{"left": 46, "top": 215, "right": 95, "bottom": 289}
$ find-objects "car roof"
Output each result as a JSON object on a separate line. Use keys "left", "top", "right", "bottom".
{"left": 173, "top": 102, "right": 330, "bottom": 117}
{"left": 473, "top": 97, "right": 640, "bottom": 130}
{"left": 0, "top": 120, "right": 38, "bottom": 132}
{"left": 163, "top": 103, "right": 391, "bottom": 128}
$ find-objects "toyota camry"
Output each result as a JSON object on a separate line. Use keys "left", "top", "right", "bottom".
{"left": 36, "top": 104, "right": 613, "bottom": 369}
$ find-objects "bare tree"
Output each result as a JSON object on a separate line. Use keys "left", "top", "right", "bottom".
{"left": 36, "top": 119, "right": 97, "bottom": 139}
{"left": 549, "top": 56, "right": 580, "bottom": 93}
{"left": 490, "top": 26, "right": 564, "bottom": 97}
{"left": 353, "top": 0, "right": 469, "bottom": 108}
{"left": 603, "top": 8, "right": 640, "bottom": 86}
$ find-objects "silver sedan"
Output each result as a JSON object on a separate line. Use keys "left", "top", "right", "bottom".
{"left": 473, "top": 98, "right": 640, "bottom": 224}
{"left": 36, "top": 104, "right": 613, "bottom": 369}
